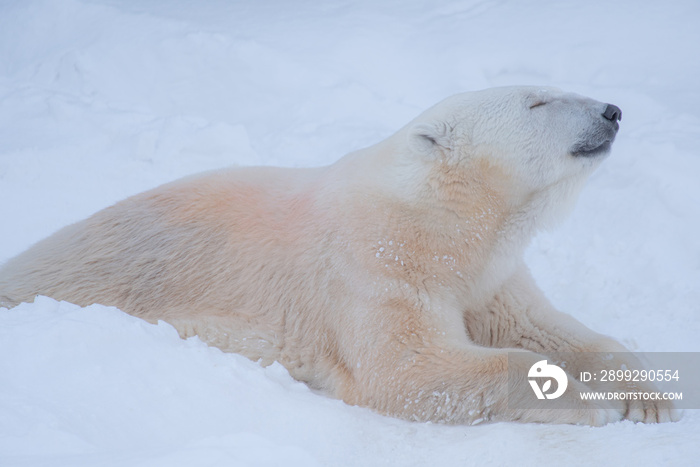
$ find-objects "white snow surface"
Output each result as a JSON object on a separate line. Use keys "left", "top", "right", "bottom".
{"left": 1, "top": 1, "right": 699, "bottom": 465}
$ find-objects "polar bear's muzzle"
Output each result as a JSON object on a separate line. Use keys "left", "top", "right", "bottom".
{"left": 570, "top": 103, "right": 621, "bottom": 158}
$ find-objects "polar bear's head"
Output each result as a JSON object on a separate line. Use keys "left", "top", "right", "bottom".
{"left": 407, "top": 86, "right": 621, "bottom": 226}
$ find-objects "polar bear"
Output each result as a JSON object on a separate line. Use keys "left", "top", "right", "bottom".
{"left": 0, "top": 86, "right": 677, "bottom": 425}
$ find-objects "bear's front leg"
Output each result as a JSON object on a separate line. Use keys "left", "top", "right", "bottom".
{"left": 472, "top": 264, "right": 680, "bottom": 423}
{"left": 342, "top": 344, "right": 623, "bottom": 426}
{"left": 331, "top": 304, "right": 622, "bottom": 426}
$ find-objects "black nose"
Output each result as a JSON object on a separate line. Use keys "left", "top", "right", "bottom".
{"left": 603, "top": 104, "right": 622, "bottom": 122}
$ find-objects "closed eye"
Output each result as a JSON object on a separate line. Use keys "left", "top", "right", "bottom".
{"left": 529, "top": 101, "right": 547, "bottom": 109}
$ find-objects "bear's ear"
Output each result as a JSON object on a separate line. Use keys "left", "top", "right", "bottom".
{"left": 408, "top": 121, "right": 453, "bottom": 156}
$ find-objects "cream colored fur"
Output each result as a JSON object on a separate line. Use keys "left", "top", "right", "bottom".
{"left": 0, "top": 86, "right": 677, "bottom": 425}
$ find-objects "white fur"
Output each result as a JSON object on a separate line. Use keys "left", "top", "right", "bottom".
{"left": 0, "top": 86, "right": 677, "bottom": 425}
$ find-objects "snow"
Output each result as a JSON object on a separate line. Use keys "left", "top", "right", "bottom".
{"left": 1, "top": 0, "right": 699, "bottom": 465}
